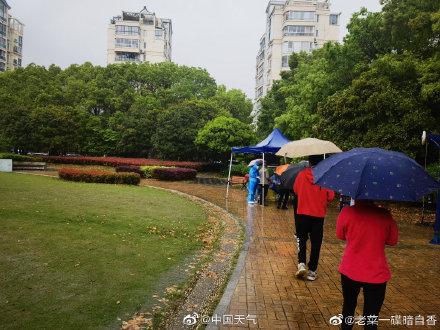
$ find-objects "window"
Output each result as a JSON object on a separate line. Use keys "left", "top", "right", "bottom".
{"left": 282, "top": 55, "right": 290, "bottom": 68}
{"left": 257, "top": 50, "right": 264, "bottom": 62}
{"left": 0, "top": 62, "right": 5, "bottom": 72}
{"left": 0, "top": 36, "right": 5, "bottom": 49}
{"left": 144, "top": 42, "right": 146, "bottom": 49}
{"left": 115, "top": 25, "right": 140, "bottom": 36}
{"left": 285, "top": 11, "right": 316, "bottom": 21}
{"left": 144, "top": 15, "right": 155, "bottom": 25}
{"left": 0, "top": 49, "right": 5, "bottom": 60}
{"left": 155, "top": 29, "right": 164, "bottom": 38}
{"left": 257, "top": 63, "right": 264, "bottom": 76}
{"left": 268, "top": 16, "right": 272, "bottom": 41}
{"left": 0, "top": 3, "right": 6, "bottom": 20}
{"left": 330, "top": 14, "right": 339, "bottom": 25}
{"left": 316, "top": 29, "right": 319, "bottom": 37}
{"left": 0, "top": 23, "right": 6, "bottom": 36}
{"left": 115, "top": 52, "right": 140, "bottom": 62}
{"left": 13, "top": 59, "right": 17, "bottom": 66}
{"left": 115, "top": 38, "right": 139, "bottom": 48}
{"left": 18, "top": 58, "right": 22, "bottom": 67}
{"left": 283, "top": 41, "right": 313, "bottom": 54}
{"left": 259, "top": 37, "right": 265, "bottom": 52}
{"left": 18, "top": 36, "right": 23, "bottom": 45}
{"left": 283, "top": 25, "right": 314, "bottom": 36}
{"left": 256, "top": 86, "right": 264, "bottom": 98}
{"left": 316, "top": 14, "right": 319, "bottom": 22}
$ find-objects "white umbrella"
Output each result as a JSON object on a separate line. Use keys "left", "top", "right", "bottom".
{"left": 248, "top": 159, "right": 263, "bottom": 167}
{"left": 276, "top": 138, "right": 342, "bottom": 158}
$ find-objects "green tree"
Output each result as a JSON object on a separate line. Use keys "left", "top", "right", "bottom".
{"left": 381, "top": 0, "right": 440, "bottom": 58}
{"left": 195, "top": 116, "right": 256, "bottom": 159}
{"left": 30, "top": 105, "right": 83, "bottom": 154}
{"left": 152, "top": 100, "right": 224, "bottom": 160}
{"left": 316, "top": 54, "right": 434, "bottom": 158}
{"left": 211, "top": 86, "right": 253, "bottom": 123}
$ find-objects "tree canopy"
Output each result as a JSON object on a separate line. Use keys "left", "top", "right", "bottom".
{"left": 0, "top": 62, "right": 254, "bottom": 160}
{"left": 256, "top": 0, "right": 440, "bottom": 159}
{"left": 195, "top": 116, "right": 256, "bottom": 159}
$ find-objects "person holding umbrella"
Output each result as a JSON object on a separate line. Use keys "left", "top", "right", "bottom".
{"left": 336, "top": 200, "right": 398, "bottom": 329}
{"left": 279, "top": 160, "right": 309, "bottom": 211}
{"left": 312, "top": 147, "right": 440, "bottom": 328}
{"left": 293, "top": 155, "right": 335, "bottom": 281}
{"left": 275, "top": 163, "right": 291, "bottom": 209}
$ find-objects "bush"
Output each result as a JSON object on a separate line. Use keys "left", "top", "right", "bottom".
{"left": 0, "top": 153, "right": 37, "bottom": 162}
{"left": 153, "top": 168, "right": 197, "bottom": 181}
{"left": 427, "top": 163, "right": 440, "bottom": 180}
{"left": 115, "top": 165, "right": 144, "bottom": 178}
{"left": 225, "top": 163, "right": 249, "bottom": 177}
{"left": 140, "top": 166, "right": 165, "bottom": 178}
{"left": 58, "top": 168, "right": 140, "bottom": 185}
{"left": 43, "top": 156, "right": 208, "bottom": 171}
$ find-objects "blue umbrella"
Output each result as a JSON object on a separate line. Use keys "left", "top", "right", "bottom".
{"left": 312, "top": 148, "right": 440, "bottom": 202}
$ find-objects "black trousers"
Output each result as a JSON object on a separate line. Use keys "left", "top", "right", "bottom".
{"left": 295, "top": 214, "right": 323, "bottom": 272}
{"left": 258, "top": 184, "right": 269, "bottom": 205}
{"left": 341, "top": 274, "right": 387, "bottom": 330}
{"left": 277, "top": 189, "right": 290, "bottom": 208}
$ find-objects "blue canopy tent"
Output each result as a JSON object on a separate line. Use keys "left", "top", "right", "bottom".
{"left": 422, "top": 131, "right": 440, "bottom": 244}
{"left": 226, "top": 128, "right": 290, "bottom": 200}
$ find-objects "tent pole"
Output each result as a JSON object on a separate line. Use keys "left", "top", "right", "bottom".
{"left": 421, "top": 141, "right": 428, "bottom": 224}
{"left": 226, "top": 152, "right": 233, "bottom": 199}
{"left": 284, "top": 153, "right": 287, "bottom": 164}
{"left": 262, "top": 153, "right": 265, "bottom": 207}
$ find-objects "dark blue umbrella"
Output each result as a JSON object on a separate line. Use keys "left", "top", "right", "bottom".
{"left": 312, "top": 148, "right": 440, "bottom": 202}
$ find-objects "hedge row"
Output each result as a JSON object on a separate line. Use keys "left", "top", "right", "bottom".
{"left": 153, "top": 168, "right": 197, "bottom": 181}
{"left": 0, "top": 153, "right": 40, "bottom": 162}
{"left": 140, "top": 165, "right": 165, "bottom": 178}
{"left": 43, "top": 156, "right": 208, "bottom": 170}
{"left": 115, "top": 165, "right": 145, "bottom": 178}
{"left": 58, "top": 168, "right": 140, "bottom": 185}
{"left": 115, "top": 165, "right": 197, "bottom": 181}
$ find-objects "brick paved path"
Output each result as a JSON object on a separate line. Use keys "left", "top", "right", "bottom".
{"left": 143, "top": 181, "right": 440, "bottom": 329}
{"left": 144, "top": 181, "right": 440, "bottom": 328}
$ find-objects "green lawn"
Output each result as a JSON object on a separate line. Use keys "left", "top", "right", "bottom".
{"left": 0, "top": 173, "right": 206, "bottom": 329}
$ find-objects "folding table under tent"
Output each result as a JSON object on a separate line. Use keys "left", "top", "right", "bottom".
{"left": 226, "top": 128, "right": 291, "bottom": 202}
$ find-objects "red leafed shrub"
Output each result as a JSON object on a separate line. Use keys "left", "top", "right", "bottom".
{"left": 115, "top": 165, "right": 144, "bottom": 178}
{"left": 58, "top": 168, "right": 140, "bottom": 185}
{"left": 153, "top": 167, "right": 197, "bottom": 181}
{"left": 43, "top": 156, "right": 208, "bottom": 171}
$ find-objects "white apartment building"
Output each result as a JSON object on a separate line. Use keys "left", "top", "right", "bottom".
{"left": 254, "top": 0, "right": 340, "bottom": 111}
{"left": 107, "top": 6, "right": 172, "bottom": 65}
{"left": 0, "top": 0, "right": 24, "bottom": 72}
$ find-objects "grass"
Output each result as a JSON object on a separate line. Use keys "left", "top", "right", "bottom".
{"left": 0, "top": 173, "right": 207, "bottom": 329}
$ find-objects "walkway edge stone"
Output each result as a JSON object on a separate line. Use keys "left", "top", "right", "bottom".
{"left": 141, "top": 184, "right": 246, "bottom": 330}
{"left": 206, "top": 204, "right": 254, "bottom": 330}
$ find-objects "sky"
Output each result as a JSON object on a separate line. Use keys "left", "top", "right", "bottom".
{"left": 8, "top": 0, "right": 382, "bottom": 99}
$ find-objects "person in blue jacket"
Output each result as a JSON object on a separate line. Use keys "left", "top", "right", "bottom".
{"left": 247, "top": 161, "right": 261, "bottom": 204}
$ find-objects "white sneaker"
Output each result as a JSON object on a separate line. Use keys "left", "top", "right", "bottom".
{"left": 295, "top": 263, "right": 307, "bottom": 278}
{"left": 307, "top": 270, "right": 317, "bottom": 281}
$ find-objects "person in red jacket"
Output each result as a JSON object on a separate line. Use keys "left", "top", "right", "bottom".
{"left": 336, "top": 200, "right": 398, "bottom": 329}
{"left": 293, "top": 155, "right": 335, "bottom": 281}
